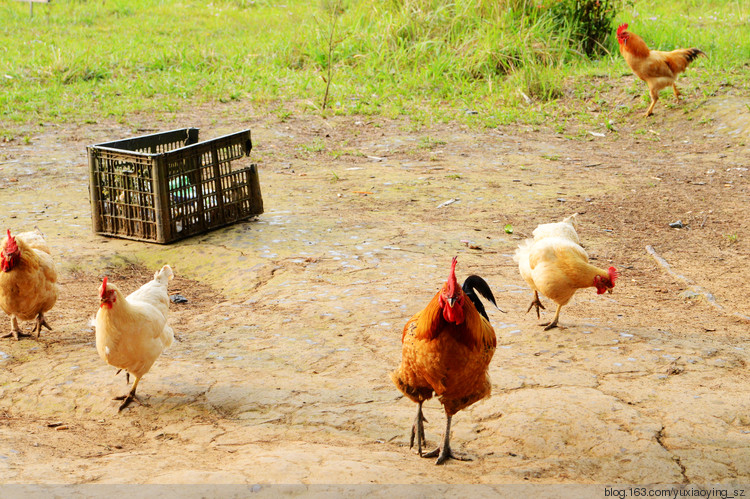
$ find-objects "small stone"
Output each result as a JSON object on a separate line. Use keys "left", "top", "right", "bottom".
{"left": 169, "top": 294, "right": 188, "bottom": 304}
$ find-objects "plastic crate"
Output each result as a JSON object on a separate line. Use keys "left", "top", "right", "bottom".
{"left": 87, "top": 128, "right": 263, "bottom": 244}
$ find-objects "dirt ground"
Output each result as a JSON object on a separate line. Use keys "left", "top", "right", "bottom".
{"left": 0, "top": 84, "right": 749, "bottom": 485}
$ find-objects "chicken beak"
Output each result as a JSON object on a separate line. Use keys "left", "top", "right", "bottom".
{"left": 447, "top": 297, "right": 456, "bottom": 308}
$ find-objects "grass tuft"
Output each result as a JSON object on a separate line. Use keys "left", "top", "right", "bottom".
{"left": 0, "top": 0, "right": 747, "bottom": 133}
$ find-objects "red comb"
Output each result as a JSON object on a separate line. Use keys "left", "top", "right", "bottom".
{"left": 608, "top": 267, "right": 619, "bottom": 285}
{"left": 617, "top": 24, "right": 628, "bottom": 36}
{"left": 446, "top": 256, "right": 459, "bottom": 292}
{"left": 100, "top": 276, "right": 108, "bottom": 298}
{"left": 5, "top": 229, "right": 18, "bottom": 254}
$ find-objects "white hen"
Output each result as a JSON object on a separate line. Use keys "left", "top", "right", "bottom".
{"left": 514, "top": 216, "right": 617, "bottom": 330}
{"left": 96, "top": 265, "right": 174, "bottom": 411}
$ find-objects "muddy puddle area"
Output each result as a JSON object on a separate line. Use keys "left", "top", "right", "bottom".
{"left": 0, "top": 94, "right": 749, "bottom": 484}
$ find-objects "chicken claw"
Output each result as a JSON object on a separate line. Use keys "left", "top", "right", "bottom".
{"left": 422, "top": 445, "right": 472, "bottom": 465}
{"left": 409, "top": 401, "right": 428, "bottom": 456}
{"left": 32, "top": 312, "right": 52, "bottom": 338}
{"left": 113, "top": 392, "right": 147, "bottom": 411}
{"left": 0, "top": 331, "right": 30, "bottom": 340}
{"left": 540, "top": 320, "right": 559, "bottom": 331}
{"left": 540, "top": 304, "right": 563, "bottom": 331}
{"left": 422, "top": 414, "right": 472, "bottom": 465}
{"left": 114, "top": 376, "right": 148, "bottom": 411}
{"left": 1, "top": 317, "right": 30, "bottom": 341}
{"left": 526, "top": 291, "right": 545, "bottom": 319}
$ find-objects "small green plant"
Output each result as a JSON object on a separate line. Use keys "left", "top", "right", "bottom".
{"left": 542, "top": 154, "right": 561, "bottom": 161}
{"left": 446, "top": 174, "right": 462, "bottom": 180}
{"left": 302, "top": 139, "right": 325, "bottom": 153}
{"left": 329, "top": 171, "right": 340, "bottom": 182}
{"left": 320, "top": 0, "right": 344, "bottom": 110}
{"left": 276, "top": 109, "right": 292, "bottom": 122}
{"left": 419, "top": 136, "right": 447, "bottom": 150}
{"left": 549, "top": 0, "right": 626, "bottom": 56}
{"left": 725, "top": 233, "right": 739, "bottom": 244}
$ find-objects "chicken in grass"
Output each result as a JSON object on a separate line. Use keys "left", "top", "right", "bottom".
{"left": 0, "top": 229, "right": 58, "bottom": 340}
{"left": 391, "top": 257, "right": 497, "bottom": 465}
{"left": 514, "top": 216, "right": 617, "bottom": 330}
{"left": 617, "top": 23, "right": 706, "bottom": 117}
{"left": 96, "top": 265, "right": 174, "bottom": 411}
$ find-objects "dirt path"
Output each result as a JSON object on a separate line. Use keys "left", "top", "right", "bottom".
{"left": 0, "top": 91, "right": 749, "bottom": 484}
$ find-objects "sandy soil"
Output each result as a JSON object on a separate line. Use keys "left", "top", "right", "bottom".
{"left": 0, "top": 86, "right": 749, "bottom": 485}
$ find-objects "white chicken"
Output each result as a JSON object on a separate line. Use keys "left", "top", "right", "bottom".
{"left": 530, "top": 213, "right": 580, "bottom": 245}
{"left": 0, "top": 229, "right": 58, "bottom": 340}
{"left": 96, "top": 265, "right": 174, "bottom": 411}
{"left": 514, "top": 216, "right": 617, "bottom": 330}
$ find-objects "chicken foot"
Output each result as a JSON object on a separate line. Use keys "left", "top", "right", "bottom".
{"left": 1, "top": 316, "right": 30, "bottom": 341}
{"left": 32, "top": 312, "right": 52, "bottom": 339}
{"left": 422, "top": 413, "right": 472, "bottom": 465}
{"left": 114, "top": 376, "right": 147, "bottom": 411}
{"left": 540, "top": 304, "right": 564, "bottom": 331}
{"left": 115, "top": 369, "right": 130, "bottom": 384}
{"left": 526, "top": 291, "right": 545, "bottom": 319}
{"left": 409, "top": 401, "right": 428, "bottom": 456}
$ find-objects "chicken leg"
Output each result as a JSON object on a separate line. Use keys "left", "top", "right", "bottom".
{"left": 114, "top": 375, "right": 144, "bottom": 411}
{"left": 646, "top": 86, "right": 659, "bottom": 117}
{"left": 410, "top": 400, "right": 428, "bottom": 456}
{"left": 32, "top": 312, "right": 52, "bottom": 339}
{"left": 1, "top": 316, "right": 30, "bottom": 340}
{"left": 672, "top": 84, "right": 681, "bottom": 101}
{"left": 526, "top": 291, "right": 545, "bottom": 319}
{"left": 540, "top": 304, "right": 564, "bottom": 331}
{"left": 422, "top": 412, "right": 472, "bottom": 465}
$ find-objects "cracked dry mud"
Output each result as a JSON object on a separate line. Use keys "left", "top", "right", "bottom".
{"left": 0, "top": 95, "right": 749, "bottom": 484}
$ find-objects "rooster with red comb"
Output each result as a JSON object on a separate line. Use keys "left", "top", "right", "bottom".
{"left": 391, "top": 256, "right": 498, "bottom": 464}
{"left": 616, "top": 23, "right": 706, "bottom": 117}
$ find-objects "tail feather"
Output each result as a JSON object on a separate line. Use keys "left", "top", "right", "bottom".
{"left": 665, "top": 47, "right": 706, "bottom": 74}
{"left": 561, "top": 213, "right": 578, "bottom": 226}
{"left": 685, "top": 48, "right": 706, "bottom": 62}
{"left": 513, "top": 238, "right": 533, "bottom": 263}
{"left": 154, "top": 264, "right": 174, "bottom": 284}
{"left": 462, "top": 275, "right": 499, "bottom": 321}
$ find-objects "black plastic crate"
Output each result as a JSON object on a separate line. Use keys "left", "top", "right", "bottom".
{"left": 87, "top": 128, "right": 263, "bottom": 243}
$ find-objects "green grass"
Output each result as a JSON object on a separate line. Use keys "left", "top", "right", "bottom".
{"left": 0, "top": 0, "right": 748, "bottom": 137}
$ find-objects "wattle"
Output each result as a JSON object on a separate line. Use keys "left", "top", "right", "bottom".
{"left": 443, "top": 304, "right": 465, "bottom": 325}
